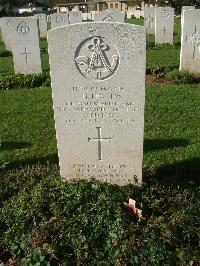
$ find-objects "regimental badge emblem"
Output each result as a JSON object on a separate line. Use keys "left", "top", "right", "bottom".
{"left": 161, "top": 9, "right": 170, "bottom": 19}
{"left": 17, "top": 21, "right": 30, "bottom": 36}
{"left": 56, "top": 15, "right": 64, "bottom": 23}
{"left": 103, "top": 15, "right": 116, "bottom": 22}
{"left": 75, "top": 36, "right": 120, "bottom": 81}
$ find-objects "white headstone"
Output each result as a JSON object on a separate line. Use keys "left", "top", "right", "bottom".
{"left": 50, "top": 13, "right": 69, "bottom": 29}
{"left": 180, "top": 9, "right": 200, "bottom": 73}
{"left": 134, "top": 10, "right": 141, "bottom": 19}
{"left": 140, "top": 11, "right": 144, "bottom": 18}
{"left": 34, "top": 13, "right": 47, "bottom": 38}
{"left": 82, "top": 13, "right": 88, "bottom": 21}
{"left": 87, "top": 13, "right": 92, "bottom": 20}
{"left": 144, "top": 7, "right": 155, "bottom": 35}
{"left": 91, "top": 11, "right": 97, "bottom": 21}
{"left": 127, "top": 11, "right": 133, "bottom": 19}
{"left": 155, "top": 7, "right": 174, "bottom": 45}
{"left": 48, "top": 22, "right": 146, "bottom": 186}
{"left": 1, "top": 17, "right": 14, "bottom": 50}
{"left": 69, "top": 11, "right": 82, "bottom": 24}
{"left": 94, "top": 11, "right": 124, "bottom": 23}
{"left": 181, "top": 6, "right": 195, "bottom": 26}
{"left": 11, "top": 18, "right": 42, "bottom": 74}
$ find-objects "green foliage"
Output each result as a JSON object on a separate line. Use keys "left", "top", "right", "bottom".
{"left": 166, "top": 70, "right": 200, "bottom": 84}
{"left": 0, "top": 50, "right": 12, "bottom": 57}
{"left": 0, "top": 73, "right": 50, "bottom": 90}
{"left": 0, "top": 166, "right": 199, "bottom": 264}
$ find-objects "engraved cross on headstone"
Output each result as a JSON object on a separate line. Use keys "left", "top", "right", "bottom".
{"left": 146, "top": 13, "right": 155, "bottom": 28}
{"left": 20, "top": 47, "right": 30, "bottom": 63}
{"left": 88, "top": 127, "right": 111, "bottom": 161}
{"left": 161, "top": 26, "right": 167, "bottom": 36}
{"left": 185, "top": 25, "right": 200, "bottom": 59}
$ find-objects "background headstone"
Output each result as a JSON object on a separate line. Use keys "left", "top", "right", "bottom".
{"left": 69, "top": 11, "right": 82, "bottom": 24}
{"left": 1, "top": 17, "right": 14, "bottom": 50}
{"left": 127, "top": 11, "right": 133, "bottom": 19}
{"left": 11, "top": 17, "right": 42, "bottom": 74}
{"left": 134, "top": 10, "right": 141, "bottom": 19}
{"left": 34, "top": 13, "right": 47, "bottom": 38}
{"left": 155, "top": 7, "right": 174, "bottom": 45}
{"left": 82, "top": 13, "right": 88, "bottom": 21}
{"left": 51, "top": 13, "right": 69, "bottom": 29}
{"left": 48, "top": 22, "right": 146, "bottom": 186}
{"left": 94, "top": 11, "right": 124, "bottom": 23}
{"left": 180, "top": 9, "right": 200, "bottom": 73}
{"left": 181, "top": 6, "right": 195, "bottom": 26}
{"left": 144, "top": 7, "right": 155, "bottom": 35}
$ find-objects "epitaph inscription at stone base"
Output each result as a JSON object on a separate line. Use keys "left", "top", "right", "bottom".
{"left": 11, "top": 18, "right": 42, "bottom": 74}
{"left": 144, "top": 7, "right": 155, "bottom": 35}
{"left": 180, "top": 10, "right": 200, "bottom": 73}
{"left": 48, "top": 23, "right": 145, "bottom": 185}
{"left": 94, "top": 11, "right": 124, "bottom": 23}
{"left": 155, "top": 7, "right": 174, "bottom": 45}
{"left": 50, "top": 13, "right": 69, "bottom": 29}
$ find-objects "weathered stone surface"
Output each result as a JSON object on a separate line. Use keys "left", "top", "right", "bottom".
{"left": 69, "top": 11, "right": 82, "bottom": 24}
{"left": 11, "top": 17, "right": 42, "bottom": 74}
{"left": 50, "top": 13, "right": 69, "bottom": 29}
{"left": 155, "top": 7, "right": 174, "bottom": 45}
{"left": 34, "top": 13, "right": 47, "bottom": 38}
{"left": 94, "top": 11, "right": 124, "bottom": 23}
{"left": 1, "top": 17, "right": 14, "bottom": 50}
{"left": 180, "top": 9, "right": 200, "bottom": 73}
{"left": 144, "top": 7, "right": 155, "bottom": 35}
{"left": 48, "top": 22, "right": 146, "bottom": 185}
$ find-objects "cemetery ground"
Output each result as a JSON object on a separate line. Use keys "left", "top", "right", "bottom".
{"left": 0, "top": 18, "right": 199, "bottom": 265}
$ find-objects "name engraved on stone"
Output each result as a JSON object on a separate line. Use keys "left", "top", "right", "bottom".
{"left": 20, "top": 47, "right": 30, "bottom": 63}
{"left": 75, "top": 36, "right": 119, "bottom": 81}
{"left": 17, "top": 20, "right": 30, "bottom": 36}
{"left": 185, "top": 25, "right": 200, "bottom": 59}
{"left": 88, "top": 127, "right": 111, "bottom": 161}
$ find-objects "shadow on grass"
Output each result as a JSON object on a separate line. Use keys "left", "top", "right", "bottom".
{"left": 144, "top": 138, "right": 189, "bottom": 152}
{"left": 1, "top": 138, "right": 199, "bottom": 186}
{"left": 143, "top": 157, "right": 200, "bottom": 186}
{"left": 1, "top": 153, "right": 59, "bottom": 171}
{"left": 0, "top": 141, "right": 32, "bottom": 151}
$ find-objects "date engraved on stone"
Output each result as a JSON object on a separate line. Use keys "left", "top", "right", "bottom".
{"left": 75, "top": 36, "right": 120, "bottom": 81}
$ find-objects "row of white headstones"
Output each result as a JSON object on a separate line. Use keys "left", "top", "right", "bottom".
{"left": 0, "top": 10, "right": 125, "bottom": 74}
{"left": 144, "top": 6, "right": 200, "bottom": 73}
{"left": 0, "top": 7, "right": 199, "bottom": 75}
